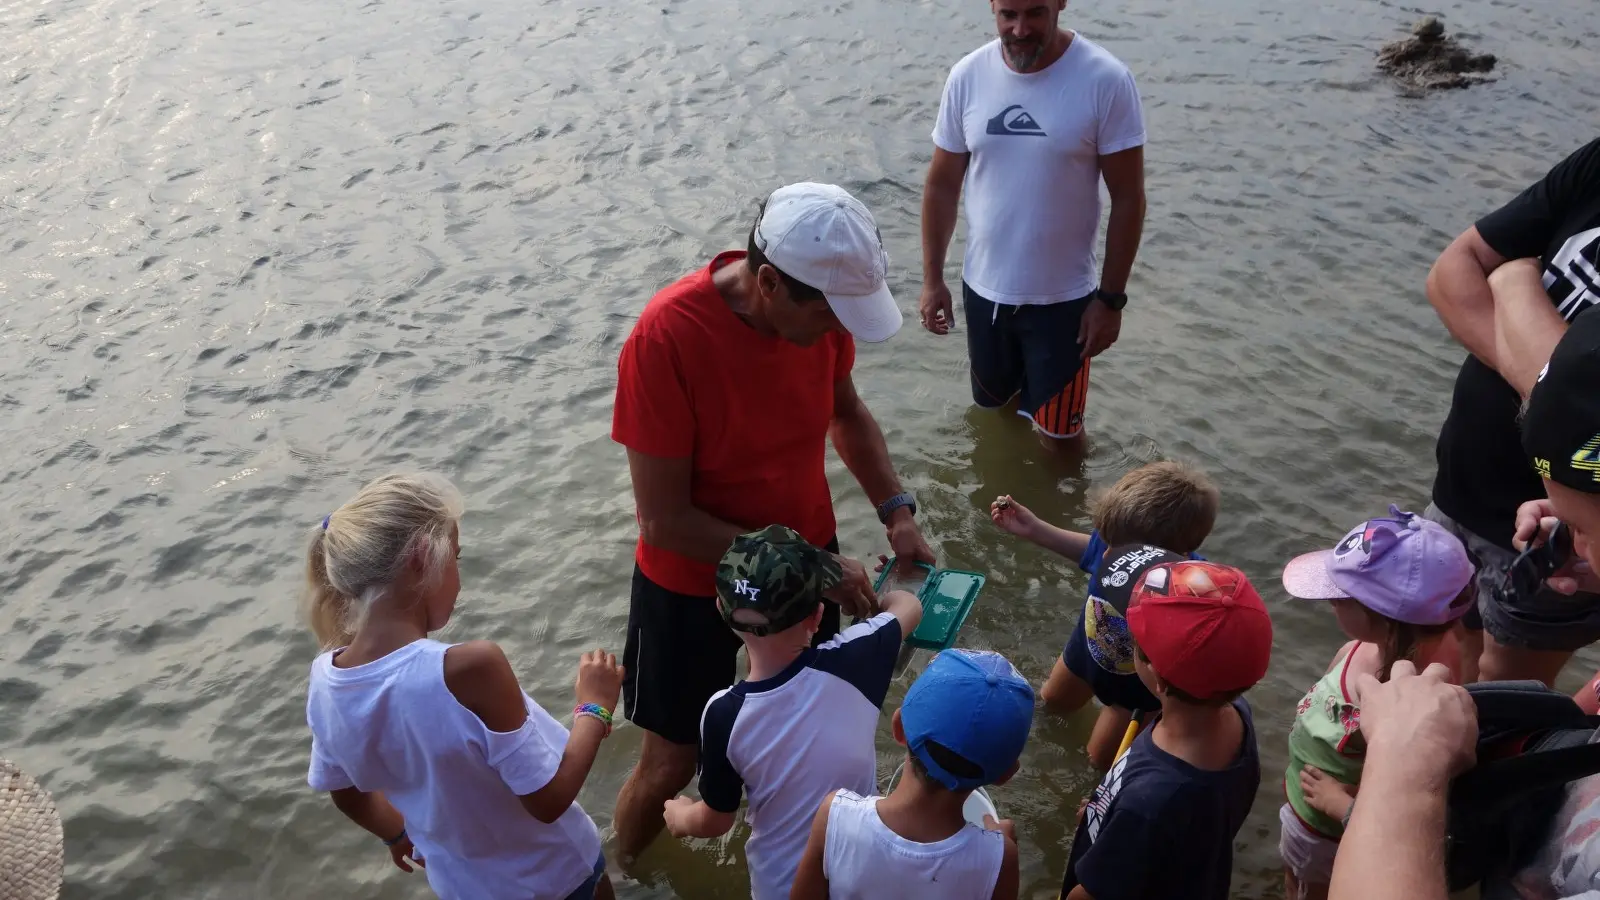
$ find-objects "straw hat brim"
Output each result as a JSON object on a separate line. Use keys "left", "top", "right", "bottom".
{"left": 0, "top": 759, "right": 64, "bottom": 900}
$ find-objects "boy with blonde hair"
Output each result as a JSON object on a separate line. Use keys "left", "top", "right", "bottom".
{"left": 991, "top": 461, "right": 1219, "bottom": 768}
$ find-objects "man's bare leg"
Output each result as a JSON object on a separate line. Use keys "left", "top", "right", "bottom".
{"left": 614, "top": 731, "right": 698, "bottom": 864}
{"left": 1477, "top": 633, "right": 1571, "bottom": 686}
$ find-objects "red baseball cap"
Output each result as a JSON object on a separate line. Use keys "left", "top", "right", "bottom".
{"left": 1126, "top": 560, "right": 1273, "bottom": 700}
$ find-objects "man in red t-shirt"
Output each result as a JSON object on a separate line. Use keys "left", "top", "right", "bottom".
{"left": 610, "top": 182, "right": 937, "bottom": 859}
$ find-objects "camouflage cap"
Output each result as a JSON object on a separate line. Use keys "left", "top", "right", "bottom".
{"left": 715, "top": 525, "right": 842, "bottom": 636}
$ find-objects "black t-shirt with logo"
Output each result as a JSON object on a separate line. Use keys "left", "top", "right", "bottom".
{"left": 1059, "top": 699, "right": 1260, "bottom": 900}
{"left": 1433, "top": 136, "right": 1600, "bottom": 550}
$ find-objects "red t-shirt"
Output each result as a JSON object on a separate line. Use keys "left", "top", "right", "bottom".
{"left": 612, "top": 251, "right": 855, "bottom": 596}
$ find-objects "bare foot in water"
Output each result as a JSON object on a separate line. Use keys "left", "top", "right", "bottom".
{"left": 1299, "top": 766, "right": 1356, "bottom": 823}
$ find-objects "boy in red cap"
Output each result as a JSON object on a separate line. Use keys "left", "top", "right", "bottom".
{"left": 1059, "top": 559, "right": 1273, "bottom": 900}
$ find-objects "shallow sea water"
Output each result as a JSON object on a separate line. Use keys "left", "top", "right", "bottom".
{"left": 3, "top": 0, "right": 1598, "bottom": 896}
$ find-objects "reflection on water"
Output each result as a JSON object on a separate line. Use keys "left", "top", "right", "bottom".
{"left": 2, "top": 0, "right": 1598, "bottom": 896}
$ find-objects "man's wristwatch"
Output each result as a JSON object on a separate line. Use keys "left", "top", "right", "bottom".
{"left": 1095, "top": 288, "right": 1128, "bottom": 311}
{"left": 876, "top": 492, "right": 917, "bottom": 524}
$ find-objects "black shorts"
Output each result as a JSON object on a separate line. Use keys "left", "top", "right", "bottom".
{"left": 1425, "top": 503, "right": 1600, "bottom": 651}
{"left": 963, "top": 282, "right": 1094, "bottom": 438}
{"left": 621, "top": 537, "right": 842, "bottom": 746}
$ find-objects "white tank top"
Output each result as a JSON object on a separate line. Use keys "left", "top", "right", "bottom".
{"left": 304, "top": 639, "right": 600, "bottom": 900}
{"left": 822, "top": 790, "right": 1004, "bottom": 900}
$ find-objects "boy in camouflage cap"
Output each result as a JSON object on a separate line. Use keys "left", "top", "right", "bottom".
{"left": 663, "top": 525, "right": 923, "bottom": 900}
{"left": 713, "top": 524, "right": 845, "bottom": 635}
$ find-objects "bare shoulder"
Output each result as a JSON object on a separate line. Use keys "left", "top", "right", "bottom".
{"left": 443, "top": 641, "right": 527, "bottom": 731}
{"left": 444, "top": 639, "right": 512, "bottom": 679}
{"left": 1345, "top": 640, "right": 1384, "bottom": 677}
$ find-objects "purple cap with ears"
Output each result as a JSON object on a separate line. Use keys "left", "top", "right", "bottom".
{"left": 1281, "top": 505, "right": 1475, "bottom": 626}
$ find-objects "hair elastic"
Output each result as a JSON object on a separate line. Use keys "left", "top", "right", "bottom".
{"left": 321, "top": 515, "right": 331, "bottom": 531}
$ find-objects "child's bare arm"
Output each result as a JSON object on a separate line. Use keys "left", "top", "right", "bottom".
{"left": 663, "top": 797, "right": 737, "bottom": 839}
{"left": 789, "top": 793, "right": 835, "bottom": 900}
{"left": 330, "top": 787, "right": 421, "bottom": 872}
{"left": 444, "top": 642, "right": 624, "bottom": 825}
{"left": 879, "top": 588, "right": 924, "bottom": 638}
{"left": 987, "top": 816, "right": 1019, "bottom": 900}
{"left": 329, "top": 787, "right": 405, "bottom": 841}
{"left": 990, "top": 496, "right": 1091, "bottom": 561}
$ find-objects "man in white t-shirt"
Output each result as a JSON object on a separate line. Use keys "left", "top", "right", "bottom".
{"left": 919, "top": 0, "right": 1147, "bottom": 452}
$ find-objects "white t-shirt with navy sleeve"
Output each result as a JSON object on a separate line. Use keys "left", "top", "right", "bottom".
{"left": 697, "top": 612, "right": 903, "bottom": 900}
{"left": 305, "top": 639, "right": 600, "bottom": 900}
{"left": 932, "top": 36, "right": 1146, "bottom": 306}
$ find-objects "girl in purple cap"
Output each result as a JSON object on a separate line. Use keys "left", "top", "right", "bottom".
{"left": 1275, "top": 506, "right": 1474, "bottom": 900}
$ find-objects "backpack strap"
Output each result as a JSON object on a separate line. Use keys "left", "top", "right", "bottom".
{"left": 1452, "top": 730, "right": 1600, "bottom": 813}
{"left": 1469, "top": 680, "right": 1594, "bottom": 745}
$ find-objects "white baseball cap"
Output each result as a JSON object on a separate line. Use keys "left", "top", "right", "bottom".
{"left": 753, "top": 183, "right": 903, "bottom": 343}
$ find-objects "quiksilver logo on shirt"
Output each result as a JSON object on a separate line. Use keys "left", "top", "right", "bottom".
{"left": 986, "top": 105, "right": 1047, "bottom": 136}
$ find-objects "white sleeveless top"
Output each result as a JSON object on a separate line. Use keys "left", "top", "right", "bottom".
{"left": 822, "top": 790, "right": 1005, "bottom": 900}
{"left": 305, "top": 639, "right": 600, "bottom": 900}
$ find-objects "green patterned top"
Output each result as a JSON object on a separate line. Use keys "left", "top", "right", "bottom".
{"left": 1284, "top": 644, "right": 1365, "bottom": 838}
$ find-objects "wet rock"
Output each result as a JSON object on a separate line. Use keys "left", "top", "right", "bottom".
{"left": 1377, "top": 16, "right": 1496, "bottom": 90}
{"left": 1413, "top": 16, "right": 1445, "bottom": 40}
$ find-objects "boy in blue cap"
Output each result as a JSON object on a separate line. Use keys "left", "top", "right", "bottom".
{"left": 790, "top": 649, "right": 1034, "bottom": 900}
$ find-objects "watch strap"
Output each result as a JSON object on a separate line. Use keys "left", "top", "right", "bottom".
{"left": 877, "top": 492, "right": 917, "bottom": 524}
{"left": 1095, "top": 288, "right": 1128, "bottom": 310}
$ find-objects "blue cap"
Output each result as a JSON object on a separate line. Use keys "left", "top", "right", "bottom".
{"left": 900, "top": 649, "right": 1035, "bottom": 790}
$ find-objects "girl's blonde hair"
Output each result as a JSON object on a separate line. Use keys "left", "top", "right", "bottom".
{"left": 302, "top": 473, "right": 465, "bottom": 649}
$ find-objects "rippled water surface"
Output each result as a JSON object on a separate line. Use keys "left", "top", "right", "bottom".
{"left": 4, "top": 0, "right": 1599, "bottom": 896}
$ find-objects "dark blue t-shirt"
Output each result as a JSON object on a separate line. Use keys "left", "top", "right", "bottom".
{"left": 1063, "top": 532, "right": 1200, "bottom": 712}
{"left": 1060, "top": 698, "right": 1261, "bottom": 900}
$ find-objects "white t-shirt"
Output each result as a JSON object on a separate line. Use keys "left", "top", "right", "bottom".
{"left": 822, "top": 790, "right": 1004, "bottom": 900}
{"left": 306, "top": 639, "right": 601, "bottom": 900}
{"left": 697, "top": 613, "right": 903, "bottom": 900}
{"left": 932, "top": 36, "right": 1146, "bottom": 305}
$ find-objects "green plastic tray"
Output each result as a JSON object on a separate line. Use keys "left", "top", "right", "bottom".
{"left": 873, "top": 560, "right": 987, "bottom": 651}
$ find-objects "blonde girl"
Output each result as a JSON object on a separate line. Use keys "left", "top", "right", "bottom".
{"left": 303, "top": 473, "right": 623, "bottom": 900}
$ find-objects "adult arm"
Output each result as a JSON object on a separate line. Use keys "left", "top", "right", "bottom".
{"left": 628, "top": 450, "right": 749, "bottom": 564}
{"left": 830, "top": 373, "right": 906, "bottom": 510}
{"left": 1425, "top": 226, "right": 1510, "bottom": 368}
{"left": 1329, "top": 661, "right": 1476, "bottom": 900}
{"left": 444, "top": 642, "right": 619, "bottom": 825}
{"left": 615, "top": 321, "right": 749, "bottom": 563}
{"left": 1098, "top": 146, "right": 1145, "bottom": 296}
{"left": 1434, "top": 137, "right": 1600, "bottom": 368}
{"left": 1488, "top": 257, "right": 1568, "bottom": 397}
{"left": 831, "top": 374, "right": 936, "bottom": 572}
{"left": 918, "top": 147, "right": 971, "bottom": 334}
{"left": 789, "top": 794, "right": 834, "bottom": 900}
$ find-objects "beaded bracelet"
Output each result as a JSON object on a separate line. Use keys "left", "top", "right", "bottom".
{"left": 575, "top": 703, "right": 613, "bottom": 736}
{"left": 383, "top": 827, "right": 408, "bottom": 847}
